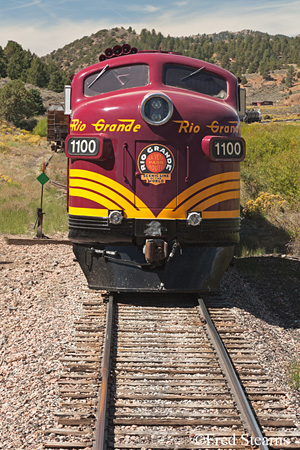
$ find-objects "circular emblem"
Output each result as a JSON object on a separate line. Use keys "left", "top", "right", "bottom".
{"left": 138, "top": 144, "right": 175, "bottom": 185}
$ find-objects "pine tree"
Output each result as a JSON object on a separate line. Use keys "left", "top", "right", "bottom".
{"left": 0, "top": 46, "right": 6, "bottom": 77}
{"left": 29, "top": 88, "right": 46, "bottom": 115}
{"left": 4, "top": 41, "right": 32, "bottom": 81}
{"left": 286, "top": 65, "right": 295, "bottom": 87}
{"left": 27, "top": 57, "right": 49, "bottom": 88}
{"left": 48, "top": 66, "right": 65, "bottom": 92}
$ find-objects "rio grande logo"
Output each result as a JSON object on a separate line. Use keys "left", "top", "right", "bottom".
{"left": 138, "top": 144, "right": 175, "bottom": 185}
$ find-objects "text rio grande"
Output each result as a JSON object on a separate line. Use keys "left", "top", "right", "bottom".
{"left": 174, "top": 120, "right": 239, "bottom": 134}
{"left": 92, "top": 119, "right": 141, "bottom": 133}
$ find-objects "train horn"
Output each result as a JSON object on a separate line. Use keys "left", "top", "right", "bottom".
{"left": 99, "top": 44, "right": 139, "bottom": 61}
{"left": 113, "top": 45, "right": 122, "bottom": 55}
{"left": 122, "top": 44, "right": 131, "bottom": 54}
{"left": 105, "top": 47, "right": 113, "bottom": 57}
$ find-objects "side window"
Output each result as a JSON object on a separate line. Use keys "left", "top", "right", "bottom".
{"left": 163, "top": 64, "right": 227, "bottom": 98}
{"left": 84, "top": 64, "right": 149, "bottom": 97}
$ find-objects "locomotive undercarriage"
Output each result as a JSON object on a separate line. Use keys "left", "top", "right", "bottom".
{"left": 70, "top": 216, "right": 239, "bottom": 293}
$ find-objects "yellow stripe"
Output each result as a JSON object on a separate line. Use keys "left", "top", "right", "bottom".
{"left": 175, "top": 181, "right": 240, "bottom": 215}
{"left": 70, "top": 178, "right": 138, "bottom": 216}
{"left": 158, "top": 182, "right": 240, "bottom": 219}
{"left": 69, "top": 207, "right": 109, "bottom": 217}
{"left": 202, "top": 210, "right": 240, "bottom": 219}
{"left": 70, "top": 187, "right": 155, "bottom": 218}
{"left": 175, "top": 172, "right": 240, "bottom": 206}
{"left": 68, "top": 207, "right": 240, "bottom": 219}
{"left": 68, "top": 206, "right": 156, "bottom": 219}
{"left": 70, "top": 169, "right": 136, "bottom": 203}
{"left": 69, "top": 169, "right": 155, "bottom": 218}
{"left": 197, "top": 191, "right": 240, "bottom": 211}
{"left": 69, "top": 169, "right": 240, "bottom": 220}
{"left": 69, "top": 188, "right": 121, "bottom": 210}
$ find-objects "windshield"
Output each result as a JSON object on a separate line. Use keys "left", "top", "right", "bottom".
{"left": 163, "top": 64, "right": 227, "bottom": 99}
{"left": 84, "top": 64, "right": 149, "bottom": 97}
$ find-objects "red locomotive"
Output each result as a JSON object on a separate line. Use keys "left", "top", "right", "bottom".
{"left": 55, "top": 44, "right": 246, "bottom": 292}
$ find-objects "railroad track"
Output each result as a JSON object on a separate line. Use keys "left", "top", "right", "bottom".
{"left": 44, "top": 294, "right": 300, "bottom": 450}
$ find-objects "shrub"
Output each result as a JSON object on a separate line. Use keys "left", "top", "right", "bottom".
{"left": 33, "top": 117, "right": 47, "bottom": 137}
{"left": 17, "top": 118, "right": 38, "bottom": 131}
{"left": 243, "top": 192, "right": 287, "bottom": 217}
{"left": 0, "top": 80, "right": 36, "bottom": 127}
{"left": 241, "top": 123, "right": 300, "bottom": 206}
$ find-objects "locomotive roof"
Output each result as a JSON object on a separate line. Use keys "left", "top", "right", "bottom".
{"left": 74, "top": 51, "right": 237, "bottom": 84}
{"left": 71, "top": 50, "right": 238, "bottom": 111}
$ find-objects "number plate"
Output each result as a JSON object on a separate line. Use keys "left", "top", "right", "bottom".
{"left": 67, "top": 137, "right": 99, "bottom": 156}
{"left": 211, "top": 137, "right": 245, "bottom": 160}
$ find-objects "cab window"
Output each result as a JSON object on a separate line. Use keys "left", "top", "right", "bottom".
{"left": 163, "top": 64, "right": 227, "bottom": 99}
{"left": 84, "top": 64, "right": 149, "bottom": 97}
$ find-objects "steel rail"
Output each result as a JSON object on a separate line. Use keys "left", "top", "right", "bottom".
{"left": 93, "top": 295, "right": 114, "bottom": 450}
{"left": 198, "top": 298, "right": 269, "bottom": 450}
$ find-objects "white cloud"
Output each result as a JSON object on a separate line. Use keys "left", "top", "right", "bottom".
{"left": 0, "top": 1, "right": 299, "bottom": 57}
{"left": 0, "top": 20, "right": 115, "bottom": 55}
{"left": 137, "top": 2, "right": 300, "bottom": 38}
{"left": 174, "top": 1, "right": 188, "bottom": 6}
{"left": 126, "top": 4, "right": 160, "bottom": 13}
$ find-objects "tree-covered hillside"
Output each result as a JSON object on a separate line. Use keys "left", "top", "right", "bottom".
{"left": 1, "top": 28, "right": 300, "bottom": 87}
{"left": 0, "top": 41, "right": 68, "bottom": 92}
{"left": 43, "top": 27, "right": 300, "bottom": 80}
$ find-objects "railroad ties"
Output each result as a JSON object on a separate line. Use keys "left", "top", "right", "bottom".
{"left": 44, "top": 294, "right": 300, "bottom": 450}
{"left": 106, "top": 297, "right": 252, "bottom": 449}
{"left": 44, "top": 298, "right": 106, "bottom": 450}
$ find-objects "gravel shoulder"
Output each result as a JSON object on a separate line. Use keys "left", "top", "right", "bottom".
{"left": 221, "top": 256, "right": 300, "bottom": 425}
{"left": 0, "top": 236, "right": 102, "bottom": 450}
{"left": 0, "top": 236, "right": 300, "bottom": 448}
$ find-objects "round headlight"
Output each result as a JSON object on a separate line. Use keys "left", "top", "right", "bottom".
{"left": 187, "top": 212, "right": 202, "bottom": 227}
{"left": 108, "top": 210, "right": 123, "bottom": 225}
{"left": 141, "top": 93, "right": 173, "bottom": 126}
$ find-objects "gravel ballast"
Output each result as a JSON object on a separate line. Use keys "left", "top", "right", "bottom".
{"left": 0, "top": 237, "right": 300, "bottom": 448}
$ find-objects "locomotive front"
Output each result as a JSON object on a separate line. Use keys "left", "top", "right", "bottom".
{"left": 64, "top": 46, "right": 245, "bottom": 292}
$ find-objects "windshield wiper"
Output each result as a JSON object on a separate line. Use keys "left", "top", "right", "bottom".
{"left": 88, "top": 64, "right": 109, "bottom": 88}
{"left": 181, "top": 66, "right": 205, "bottom": 81}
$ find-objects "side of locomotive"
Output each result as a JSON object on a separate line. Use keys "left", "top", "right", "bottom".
{"left": 62, "top": 45, "right": 245, "bottom": 293}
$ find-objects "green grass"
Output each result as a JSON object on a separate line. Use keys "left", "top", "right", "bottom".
{"left": 0, "top": 183, "right": 68, "bottom": 235}
{"left": 40, "top": 188, "right": 68, "bottom": 235}
{"left": 240, "top": 122, "right": 300, "bottom": 255}
{"left": 289, "top": 356, "right": 300, "bottom": 391}
{"left": 241, "top": 122, "right": 300, "bottom": 206}
{"left": 0, "top": 133, "right": 68, "bottom": 235}
{"left": 235, "top": 245, "right": 269, "bottom": 258}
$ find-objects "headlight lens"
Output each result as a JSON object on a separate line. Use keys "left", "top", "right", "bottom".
{"left": 141, "top": 93, "right": 173, "bottom": 126}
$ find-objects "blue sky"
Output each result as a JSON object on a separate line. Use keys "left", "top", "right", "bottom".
{"left": 0, "top": 0, "right": 299, "bottom": 56}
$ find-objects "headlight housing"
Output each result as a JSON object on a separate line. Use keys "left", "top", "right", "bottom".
{"left": 187, "top": 211, "right": 202, "bottom": 227}
{"left": 141, "top": 93, "right": 173, "bottom": 126}
{"left": 108, "top": 210, "right": 123, "bottom": 225}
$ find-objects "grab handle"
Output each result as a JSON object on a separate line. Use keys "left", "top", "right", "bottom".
{"left": 185, "top": 145, "right": 190, "bottom": 183}
{"left": 123, "top": 143, "right": 128, "bottom": 182}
